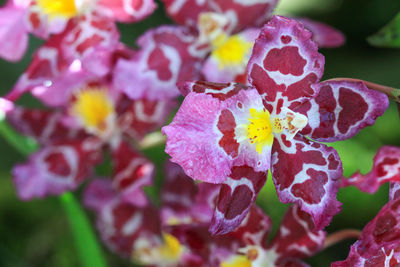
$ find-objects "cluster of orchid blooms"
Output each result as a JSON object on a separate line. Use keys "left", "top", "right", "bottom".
{"left": 0, "top": 0, "right": 399, "bottom": 266}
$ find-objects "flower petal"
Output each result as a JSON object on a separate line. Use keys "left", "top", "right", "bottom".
{"left": 271, "top": 134, "right": 342, "bottom": 229}
{"left": 268, "top": 205, "right": 326, "bottom": 263}
{"left": 6, "top": 107, "right": 84, "bottom": 144}
{"left": 162, "top": 0, "right": 277, "bottom": 32}
{"left": 84, "top": 180, "right": 161, "bottom": 257}
{"left": 296, "top": 80, "right": 389, "bottom": 142}
{"left": 342, "top": 146, "right": 400, "bottom": 194}
{"left": 390, "top": 182, "right": 400, "bottom": 201}
{"left": 210, "top": 165, "right": 267, "bottom": 235}
{"left": 332, "top": 198, "right": 400, "bottom": 267}
{"left": 247, "top": 16, "right": 324, "bottom": 110}
{"left": 96, "top": 0, "right": 156, "bottom": 22}
{"left": 161, "top": 161, "right": 220, "bottom": 226}
{"left": 7, "top": 15, "right": 120, "bottom": 105}
{"left": 202, "top": 28, "right": 259, "bottom": 83}
{"left": 13, "top": 139, "right": 102, "bottom": 200}
{"left": 0, "top": 3, "right": 28, "bottom": 61}
{"left": 111, "top": 141, "right": 154, "bottom": 207}
{"left": 117, "top": 97, "right": 176, "bottom": 141}
{"left": 163, "top": 92, "right": 231, "bottom": 183}
{"left": 113, "top": 25, "right": 205, "bottom": 100}
{"left": 297, "top": 18, "right": 346, "bottom": 48}
{"left": 179, "top": 81, "right": 251, "bottom": 101}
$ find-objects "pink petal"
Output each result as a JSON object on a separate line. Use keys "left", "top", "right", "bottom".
{"left": 96, "top": 0, "right": 156, "bottom": 23}
{"left": 269, "top": 205, "right": 326, "bottom": 262}
{"left": 179, "top": 81, "right": 251, "bottom": 101}
{"left": 247, "top": 16, "right": 324, "bottom": 110}
{"left": 230, "top": 205, "right": 272, "bottom": 247}
{"left": 113, "top": 25, "right": 204, "bottom": 100}
{"left": 83, "top": 179, "right": 117, "bottom": 213}
{"left": 6, "top": 107, "right": 85, "bottom": 145}
{"left": 87, "top": 191, "right": 162, "bottom": 257}
{"left": 211, "top": 0, "right": 277, "bottom": 33}
{"left": 163, "top": 92, "right": 232, "bottom": 183}
{"left": 0, "top": 4, "right": 28, "bottom": 61}
{"left": 117, "top": 97, "right": 176, "bottom": 141}
{"left": 271, "top": 134, "right": 342, "bottom": 230}
{"left": 13, "top": 139, "right": 102, "bottom": 200}
{"left": 7, "top": 15, "right": 120, "bottom": 105}
{"left": 389, "top": 182, "right": 400, "bottom": 201}
{"left": 111, "top": 141, "right": 154, "bottom": 207}
{"left": 162, "top": 0, "right": 277, "bottom": 32}
{"left": 161, "top": 161, "right": 220, "bottom": 225}
{"left": 297, "top": 18, "right": 346, "bottom": 48}
{"left": 342, "top": 146, "right": 400, "bottom": 194}
{"left": 332, "top": 198, "right": 400, "bottom": 267}
{"left": 296, "top": 80, "right": 388, "bottom": 142}
{"left": 210, "top": 165, "right": 267, "bottom": 235}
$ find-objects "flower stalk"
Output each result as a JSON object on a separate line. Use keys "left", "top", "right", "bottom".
{"left": 323, "top": 229, "right": 362, "bottom": 249}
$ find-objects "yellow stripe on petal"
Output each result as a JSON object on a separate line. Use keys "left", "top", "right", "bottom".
{"left": 71, "top": 88, "right": 115, "bottom": 133}
{"left": 158, "top": 233, "right": 184, "bottom": 262}
{"left": 221, "top": 255, "right": 252, "bottom": 267}
{"left": 37, "top": 0, "right": 78, "bottom": 18}
{"left": 212, "top": 34, "right": 253, "bottom": 69}
{"left": 246, "top": 108, "right": 274, "bottom": 154}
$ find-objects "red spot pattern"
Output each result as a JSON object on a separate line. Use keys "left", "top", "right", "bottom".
{"left": 281, "top": 35, "right": 292, "bottom": 44}
{"left": 44, "top": 152, "right": 71, "bottom": 177}
{"left": 263, "top": 46, "right": 306, "bottom": 76}
{"left": 313, "top": 85, "right": 336, "bottom": 138}
{"left": 377, "top": 158, "right": 399, "bottom": 177}
{"left": 148, "top": 47, "right": 173, "bottom": 80}
{"left": 338, "top": 87, "right": 368, "bottom": 134}
{"left": 291, "top": 169, "right": 328, "bottom": 204}
{"left": 217, "top": 109, "right": 239, "bottom": 158}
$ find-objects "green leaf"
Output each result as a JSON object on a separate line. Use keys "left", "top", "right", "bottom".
{"left": 368, "top": 12, "right": 400, "bottom": 48}
{"left": 60, "top": 193, "right": 107, "bottom": 267}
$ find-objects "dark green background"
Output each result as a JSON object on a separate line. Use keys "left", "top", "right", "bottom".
{"left": 0, "top": 0, "right": 400, "bottom": 266}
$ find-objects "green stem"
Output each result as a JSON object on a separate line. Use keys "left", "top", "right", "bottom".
{"left": 0, "top": 119, "right": 107, "bottom": 267}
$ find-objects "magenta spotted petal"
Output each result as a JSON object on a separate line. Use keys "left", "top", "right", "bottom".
{"left": 96, "top": 0, "right": 156, "bottom": 23}
{"left": 390, "top": 183, "right": 400, "bottom": 201}
{"left": 162, "top": 0, "right": 276, "bottom": 32}
{"left": 6, "top": 107, "right": 84, "bottom": 145}
{"left": 297, "top": 18, "right": 345, "bottom": 48}
{"left": 342, "top": 146, "right": 400, "bottom": 194}
{"left": 210, "top": 165, "right": 267, "bottom": 235}
{"left": 332, "top": 198, "right": 400, "bottom": 267}
{"left": 161, "top": 161, "right": 220, "bottom": 226}
{"left": 269, "top": 205, "right": 326, "bottom": 264}
{"left": 13, "top": 139, "right": 102, "bottom": 200}
{"left": 117, "top": 98, "right": 176, "bottom": 141}
{"left": 247, "top": 16, "right": 325, "bottom": 109}
{"left": 271, "top": 135, "right": 342, "bottom": 230}
{"left": 113, "top": 25, "right": 204, "bottom": 100}
{"left": 297, "top": 80, "right": 389, "bottom": 142}
{"left": 163, "top": 92, "right": 231, "bottom": 183}
{"left": 111, "top": 141, "right": 154, "bottom": 207}
{"left": 84, "top": 179, "right": 162, "bottom": 257}
{"left": 7, "top": 15, "right": 120, "bottom": 105}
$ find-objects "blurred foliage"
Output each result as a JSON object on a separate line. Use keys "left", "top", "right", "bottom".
{"left": 368, "top": 12, "right": 400, "bottom": 48}
{"left": 0, "top": 0, "right": 400, "bottom": 266}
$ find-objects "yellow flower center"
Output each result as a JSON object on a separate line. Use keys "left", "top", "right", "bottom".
{"left": 246, "top": 108, "right": 275, "bottom": 154}
{"left": 157, "top": 233, "right": 184, "bottom": 262}
{"left": 71, "top": 88, "right": 115, "bottom": 133}
{"left": 37, "top": 0, "right": 78, "bottom": 18}
{"left": 221, "top": 255, "right": 252, "bottom": 267}
{"left": 212, "top": 34, "right": 253, "bottom": 69}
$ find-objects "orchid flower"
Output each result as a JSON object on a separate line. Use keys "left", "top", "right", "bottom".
{"left": 0, "top": 0, "right": 156, "bottom": 61}
{"left": 163, "top": 16, "right": 389, "bottom": 235}
{"left": 113, "top": 0, "right": 345, "bottom": 100}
